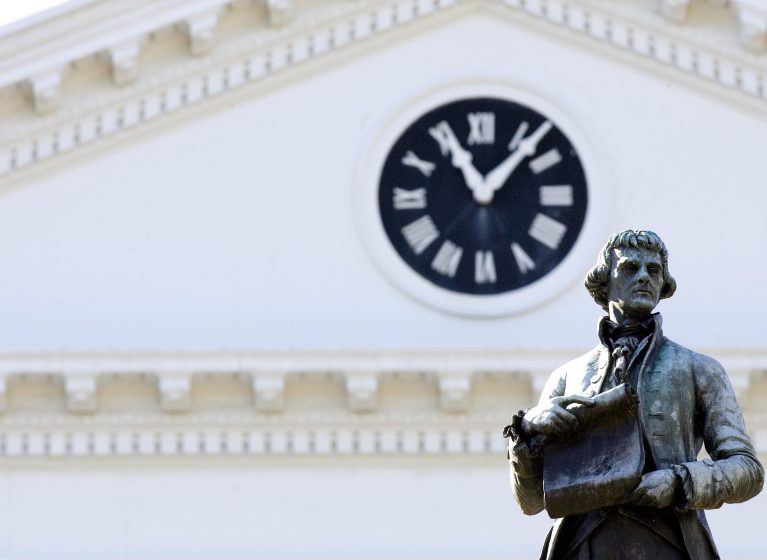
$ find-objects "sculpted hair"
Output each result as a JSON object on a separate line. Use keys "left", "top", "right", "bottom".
{"left": 584, "top": 230, "right": 677, "bottom": 311}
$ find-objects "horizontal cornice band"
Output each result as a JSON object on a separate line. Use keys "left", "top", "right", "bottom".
{"left": 0, "top": 346, "right": 765, "bottom": 373}
{"left": 0, "top": 347, "right": 762, "bottom": 413}
{"left": 1, "top": 0, "right": 766, "bottom": 182}
{"left": 0, "top": 348, "right": 763, "bottom": 460}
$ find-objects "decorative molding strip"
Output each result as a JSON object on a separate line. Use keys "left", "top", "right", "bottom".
{"left": 733, "top": 0, "right": 767, "bottom": 52}
{"left": 0, "top": 347, "right": 763, "bottom": 372}
{"left": 159, "top": 373, "right": 193, "bottom": 412}
{"left": 253, "top": 373, "right": 286, "bottom": 412}
{"left": 0, "top": 0, "right": 245, "bottom": 86}
{"left": 0, "top": 348, "right": 764, "bottom": 371}
{"left": 184, "top": 8, "right": 221, "bottom": 57}
{"left": 0, "top": 0, "right": 765, "bottom": 184}
{"left": 0, "top": 0, "right": 465, "bottom": 176}
{"left": 267, "top": 0, "right": 295, "bottom": 27}
{"left": 0, "top": 352, "right": 536, "bottom": 417}
{"left": 0, "top": 423, "right": 511, "bottom": 460}
{"left": 0, "top": 348, "right": 761, "bottom": 411}
{"left": 345, "top": 371, "right": 379, "bottom": 412}
{"left": 660, "top": 0, "right": 690, "bottom": 24}
{"left": 438, "top": 372, "right": 473, "bottom": 412}
{"left": 63, "top": 373, "right": 98, "bottom": 412}
{"left": 495, "top": 0, "right": 767, "bottom": 99}
{"left": 0, "top": 348, "right": 584, "bottom": 375}
{"left": 0, "top": 412, "right": 764, "bottom": 460}
{"left": 0, "top": 350, "right": 762, "bottom": 459}
{"left": 25, "top": 70, "right": 63, "bottom": 115}
{"left": 0, "top": 375, "right": 6, "bottom": 412}
{"left": 105, "top": 39, "right": 144, "bottom": 86}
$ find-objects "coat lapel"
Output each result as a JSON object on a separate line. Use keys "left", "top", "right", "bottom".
{"left": 636, "top": 314, "right": 664, "bottom": 392}
{"left": 582, "top": 345, "right": 610, "bottom": 397}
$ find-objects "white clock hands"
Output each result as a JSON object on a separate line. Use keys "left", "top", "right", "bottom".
{"left": 374, "top": 94, "right": 590, "bottom": 308}
{"left": 430, "top": 119, "right": 553, "bottom": 205}
{"left": 428, "top": 121, "right": 485, "bottom": 193}
{"left": 479, "top": 120, "right": 553, "bottom": 203}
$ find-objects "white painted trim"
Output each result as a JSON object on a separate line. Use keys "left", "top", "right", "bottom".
{"left": 0, "top": 0, "right": 766, "bottom": 184}
{"left": 0, "top": 0, "right": 235, "bottom": 85}
{"left": 1, "top": 420, "right": 764, "bottom": 460}
{"left": 0, "top": 349, "right": 762, "bottom": 459}
{"left": 0, "top": 0, "right": 97, "bottom": 38}
{"left": 0, "top": 424, "right": 511, "bottom": 460}
{"left": 0, "top": 347, "right": 764, "bottom": 375}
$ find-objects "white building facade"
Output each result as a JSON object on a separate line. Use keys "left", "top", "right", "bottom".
{"left": 0, "top": 0, "right": 766, "bottom": 558}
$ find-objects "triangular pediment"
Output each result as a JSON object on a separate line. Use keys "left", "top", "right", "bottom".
{"left": 0, "top": 0, "right": 766, "bottom": 184}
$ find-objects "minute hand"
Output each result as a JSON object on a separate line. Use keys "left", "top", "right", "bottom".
{"left": 483, "top": 120, "right": 553, "bottom": 193}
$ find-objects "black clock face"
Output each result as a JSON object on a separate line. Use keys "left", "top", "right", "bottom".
{"left": 378, "top": 97, "right": 588, "bottom": 295}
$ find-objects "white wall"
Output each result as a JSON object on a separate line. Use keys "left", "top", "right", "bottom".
{"left": 0, "top": 460, "right": 764, "bottom": 560}
{"left": 0, "top": 12, "right": 764, "bottom": 560}
{"left": 0, "top": 461, "right": 541, "bottom": 560}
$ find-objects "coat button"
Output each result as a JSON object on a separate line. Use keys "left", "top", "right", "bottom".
{"left": 590, "top": 374, "right": 603, "bottom": 384}
{"left": 585, "top": 389, "right": 596, "bottom": 397}
{"left": 704, "top": 458, "right": 715, "bottom": 467}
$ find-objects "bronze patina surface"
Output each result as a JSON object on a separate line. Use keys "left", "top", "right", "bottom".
{"left": 505, "top": 230, "right": 764, "bottom": 560}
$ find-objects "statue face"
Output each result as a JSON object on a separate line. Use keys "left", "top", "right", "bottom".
{"left": 607, "top": 247, "right": 663, "bottom": 321}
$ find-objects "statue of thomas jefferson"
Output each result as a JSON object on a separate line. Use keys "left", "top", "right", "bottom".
{"left": 506, "top": 230, "right": 764, "bottom": 559}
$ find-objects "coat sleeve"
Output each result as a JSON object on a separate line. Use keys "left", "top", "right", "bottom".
{"left": 678, "top": 354, "right": 764, "bottom": 510}
{"left": 508, "top": 366, "right": 567, "bottom": 515}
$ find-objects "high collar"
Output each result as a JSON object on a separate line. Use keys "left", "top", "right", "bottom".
{"left": 598, "top": 312, "right": 663, "bottom": 348}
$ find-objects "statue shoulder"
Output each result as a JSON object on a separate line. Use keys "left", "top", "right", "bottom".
{"left": 658, "top": 337, "right": 726, "bottom": 376}
{"left": 540, "top": 346, "right": 603, "bottom": 401}
{"left": 553, "top": 346, "right": 604, "bottom": 376}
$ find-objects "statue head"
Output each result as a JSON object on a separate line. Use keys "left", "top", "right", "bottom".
{"left": 584, "top": 230, "right": 677, "bottom": 317}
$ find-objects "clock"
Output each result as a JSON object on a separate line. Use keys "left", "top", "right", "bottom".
{"left": 356, "top": 83, "right": 605, "bottom": 317}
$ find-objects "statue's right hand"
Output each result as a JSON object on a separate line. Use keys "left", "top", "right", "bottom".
{"left": 521, "top": 395, "right": 595, "bottom": 440}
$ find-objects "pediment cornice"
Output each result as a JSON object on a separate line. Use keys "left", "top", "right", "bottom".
{"left": 0, "top": 0, "right": 765, "bottom": 183}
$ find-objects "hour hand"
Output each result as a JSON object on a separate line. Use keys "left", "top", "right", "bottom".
{"left": 428, "top": 121, "right": 485, "bottom": 194}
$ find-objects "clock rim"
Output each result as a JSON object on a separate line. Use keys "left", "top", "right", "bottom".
{"left": 354, "top": 80, "right": 611, "bottom": 318}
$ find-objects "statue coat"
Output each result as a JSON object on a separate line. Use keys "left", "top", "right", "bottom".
{"left": 509, "top": 316, "right": 764, "bottom": 559}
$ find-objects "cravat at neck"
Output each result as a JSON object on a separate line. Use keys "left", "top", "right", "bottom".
{"left": 602, "top": 318, "right": 654, "bottom": 384}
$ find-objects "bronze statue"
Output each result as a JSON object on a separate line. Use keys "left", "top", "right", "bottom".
{"left": 505, "top": 230, "right": 764, "bottom": 559}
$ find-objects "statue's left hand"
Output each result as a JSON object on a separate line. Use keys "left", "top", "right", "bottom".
{"left": 628, "top": 469, "right": 678, "bottom": 508}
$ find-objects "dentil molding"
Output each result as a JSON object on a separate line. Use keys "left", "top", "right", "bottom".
{"left": 0, "top": 0, "right": 766, "bottom": 183}
{"left": 0, "top": 348, "right": 764, "bottom": 460}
